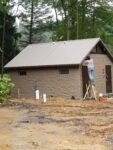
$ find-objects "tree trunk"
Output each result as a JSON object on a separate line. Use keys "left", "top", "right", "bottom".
{"left": 60, "top": 0, "right": 70, "bottom": 40}
{"left": 1, "top": 13, "right": 6, "bottom": 78}
{"left": 53, "top": 0, "right": 59, "bottom": 26}
{"left": 81, "top": 0, "right": 87, "bottom": 38}
{"left": 91, "top": 0, "right": 96, "bottom": 37}
{"left": 29, "top": 0, "right": 34, "bottom": 44}
{"left": 76, "top": 0, "right": 79, "bottom": 39}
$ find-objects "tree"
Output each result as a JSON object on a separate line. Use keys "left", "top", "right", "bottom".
{"left": 48, "top": 0, "right": 113, "bottom": 50}
{"left": 0, "top": 0, "right": 20, "bottom": 77}
{"left": 18, "top": 0, "right": 53, "bottom": 49}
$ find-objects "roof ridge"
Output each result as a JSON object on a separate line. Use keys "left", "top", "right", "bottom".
{"left": 28, "top": 37, "right": 100, "bottom": 46}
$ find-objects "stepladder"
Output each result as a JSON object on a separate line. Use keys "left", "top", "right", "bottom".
{"left": 84, "top": 83, "right": 98, "bottom": 100}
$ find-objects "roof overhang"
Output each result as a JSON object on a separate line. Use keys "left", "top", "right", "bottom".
{"left": 5, "top": 64, "right": 80, "bottom": 70}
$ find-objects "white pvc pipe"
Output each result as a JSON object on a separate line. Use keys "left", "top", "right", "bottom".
{"left": 43, "top": 94, "right": 47, "bottom": 103}
{"left": 36, "top": 90, "right": 39, "bottom": 100}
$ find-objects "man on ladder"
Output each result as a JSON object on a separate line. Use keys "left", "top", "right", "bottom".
{"left": 83, "top": 56, "right": 97, "bottom": 100}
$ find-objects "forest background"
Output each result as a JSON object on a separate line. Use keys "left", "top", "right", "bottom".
{"left": 0, "top": 0, "right": 113, "bottom": 74}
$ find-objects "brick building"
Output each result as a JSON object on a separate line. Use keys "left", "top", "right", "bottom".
{"left": 5, "top": 38, "right": 113, "bottom": 99}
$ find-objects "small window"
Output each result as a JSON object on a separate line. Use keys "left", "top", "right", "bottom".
{"left": 59, "top": 68, "right": 69, "bottom": 74}
{"left": 19, "top": 71, "right": 27, "bottom": 76}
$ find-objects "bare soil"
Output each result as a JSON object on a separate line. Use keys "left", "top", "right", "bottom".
{"left": 0, "top": 98, "right": 113, "bottom": 150}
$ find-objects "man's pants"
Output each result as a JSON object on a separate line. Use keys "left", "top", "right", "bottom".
{"left": 88, "top": 68, "right": 94, "bottom": 83}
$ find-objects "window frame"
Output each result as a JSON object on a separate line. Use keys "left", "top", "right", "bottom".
{"left": 19, "top": 70, "right": 27, "bottom": 76}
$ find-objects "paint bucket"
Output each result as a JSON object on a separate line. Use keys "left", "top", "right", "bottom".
{"left": 98, "top": 93, "right": 105, "bottom": 101}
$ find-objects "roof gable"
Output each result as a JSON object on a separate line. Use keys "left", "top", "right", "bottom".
{"left": 5, "top": 38, "right": 112, "bottom": 68}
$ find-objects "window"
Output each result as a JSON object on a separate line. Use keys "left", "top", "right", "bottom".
{"left": 59, "top": 68, "right": 69, "bottom": 74}
{"left": 19, "top": 71, "right": 27, "bottom": 76}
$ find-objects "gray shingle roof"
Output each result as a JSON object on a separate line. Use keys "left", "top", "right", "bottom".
{"left": 5, "top": 38, "right": 108, "bottom": 68}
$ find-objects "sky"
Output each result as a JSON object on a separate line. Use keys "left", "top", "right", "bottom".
{"left": 11, "top": 0, "right": 25, "bottom": 27}
{"left": 11, "top": 0, "right": 61, "bottom": 27}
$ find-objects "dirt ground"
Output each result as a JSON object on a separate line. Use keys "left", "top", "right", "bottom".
{"left": 0, "top": 98, "right": 113, "bottom": 150}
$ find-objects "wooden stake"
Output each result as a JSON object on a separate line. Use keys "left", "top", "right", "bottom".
{"left": 91, "top": 85, "right": 97, "bottom": 100}
{"left": 17, "top": 88, "right": 20, "bottom": 99}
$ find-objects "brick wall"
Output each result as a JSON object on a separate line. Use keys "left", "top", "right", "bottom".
{"left": 9, "top": 54, "right": 113, "bottom": 99}
{"left": 79, "top": 54, "right": 113, "bottom": 97}
{"left": 10, "top": 67, "right": 81, "bottom": 99}
{"left": 91, "top": 54, "right": 113, "bottom": 94}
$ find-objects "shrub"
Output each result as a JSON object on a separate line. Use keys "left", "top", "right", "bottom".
{"left": 0, "top": 74, "right": 14, "bottom": 102}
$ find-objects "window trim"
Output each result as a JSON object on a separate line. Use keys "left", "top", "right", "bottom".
{"left": 19, "top": 71, "right": 27, "bottom": 76}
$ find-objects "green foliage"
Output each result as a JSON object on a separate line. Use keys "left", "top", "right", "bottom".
{"left": 0, "top": 0, "right": 21, "bottom": 71}
{"left": 0, "top": 75, "right": 14, "bottom": 102}
{"left": 18, "top": 0, "right": 53, "bottom": 48}
{"left": 0, "top": 0, "right": 113, "bottom": 59}
{"left": 50, "top": 0, "right": 113, "bottom": 47}
{"left": 15, "top": 0, "right": 113, "bottom": 52}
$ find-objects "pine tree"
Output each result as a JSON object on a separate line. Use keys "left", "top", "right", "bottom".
{"left": 18, "top": 0, "right": 53, "bottom": 49}
{"left": 0, "top": 0, "right": 20, "bottom": 76}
